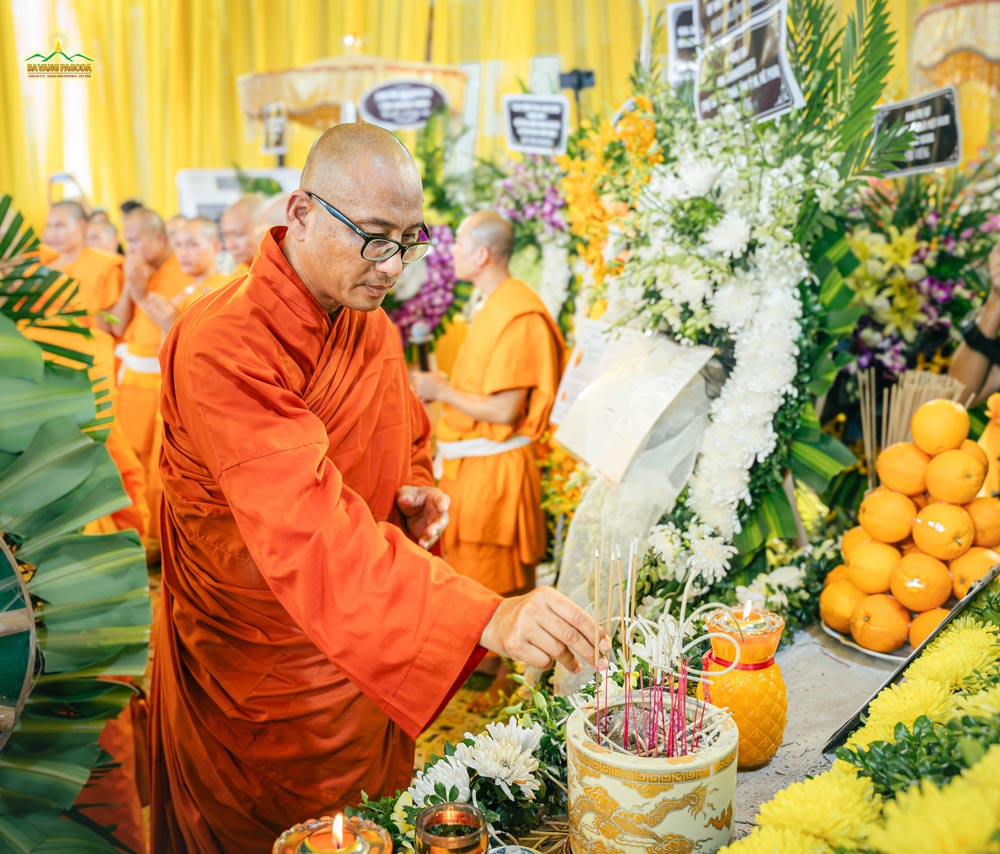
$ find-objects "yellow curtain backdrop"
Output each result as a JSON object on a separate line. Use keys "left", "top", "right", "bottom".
{"left": 2, "top": 0, "right": 647, "bottom": 230}
{"left": 8, "top": 0, "right": 991, "bottom": 235}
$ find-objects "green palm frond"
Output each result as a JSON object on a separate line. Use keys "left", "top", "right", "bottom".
{"left": 0, "top": 197, "right": 150, "bottom": 851}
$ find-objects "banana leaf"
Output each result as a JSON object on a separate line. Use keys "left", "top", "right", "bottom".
{"left": 1, "top": 195, "right": 150, "bottom": 851}
{"left": 0, "top": 756, "right": 95, "bottom": 814}
{"left": 11, "top": 467, "right": 130, "bottom": 560}
{"left": 0, "top": 419, "right": 107, "bottom": 523}
{"left": 0, "top": 813, "right": 124, "bottom": 854}
{"left": 0, "top": 376, "right": 96, "bottom": 454}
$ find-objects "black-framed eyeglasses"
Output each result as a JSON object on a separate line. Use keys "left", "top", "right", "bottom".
{"left": 306, "top": 191, "right": 430, "bottom": 264}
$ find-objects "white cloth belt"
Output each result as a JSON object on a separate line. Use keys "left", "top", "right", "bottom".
{"left": 437, "top": 434, "right": 532, "bottom": 460}
{"left": 117, "top": 342, "right": 161, "bottom": 376}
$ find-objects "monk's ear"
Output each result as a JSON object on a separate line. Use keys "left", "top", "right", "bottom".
{"left": 286, "top": 191, "right": 310, "bottom": 239}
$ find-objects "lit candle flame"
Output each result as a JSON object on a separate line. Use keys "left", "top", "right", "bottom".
{"left": 741, "top": 600, "right": 753, "bottom": 621}
{"left": 333, "top": 814, "right": 343, "bottom": 848}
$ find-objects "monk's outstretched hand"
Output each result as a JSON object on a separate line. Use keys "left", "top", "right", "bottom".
{"left": 397, "top": 485, "right": 450, "bottom": 549}
{"left": 480, "top": 587, "right": 610, "bottom": 674}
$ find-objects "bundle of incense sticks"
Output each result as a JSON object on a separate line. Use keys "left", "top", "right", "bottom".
{"left": 590, "top": 544, "right": 715, "bottom": 757}
{"left": 859, "top": 368, "right": 971, "bottom": 490}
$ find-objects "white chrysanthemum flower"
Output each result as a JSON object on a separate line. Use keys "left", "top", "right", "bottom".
{"left": 704, "top": 210, "right": 751, "bottom": 257}
{"left": 483, "top": 717, "right": 543, "bottom": 754}
{"left": 710, "top": 282, "right": 759, "bottom": 330}
{"left": 677, "top": 156, "right": 719, "bottom": 198}
{"left": 672, "top": 263, "right": 714, "bottom": 305}
{"left": 689, "top": 530, "right": 738, "bottom": 582}
{"left": 407, "top": 755, "right": 471, "bottom": 806}
{"left": 455, "top": 718, "right": 543, "bottom": 801}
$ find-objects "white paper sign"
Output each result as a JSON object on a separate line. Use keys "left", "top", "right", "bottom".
{"left": 555, "top": 334, "right": 714, "bottom": 484}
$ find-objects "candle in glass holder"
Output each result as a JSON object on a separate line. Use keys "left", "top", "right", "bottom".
{"left": 697, "top": 601, "right": 787, "bottom": 770}
{"left": 414, "top": 803, "right": 487, "bottom": 854}
{"left": 273, "top": 813, "right": 392, "bottom": 854}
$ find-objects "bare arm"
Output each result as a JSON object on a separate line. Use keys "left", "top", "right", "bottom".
{"left": 950, "top": 243, "right": 1000, "bottom": 407}
{"left": 103, "top": 286, "right": 135, "bottom": 337}
{"left": 411, "top": 370, "right": 528, "bottom": 426}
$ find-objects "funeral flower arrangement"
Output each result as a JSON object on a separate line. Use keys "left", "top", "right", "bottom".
{"left": 720, "top": 577, "right": 1000, "bottom": 853}
{"left": 844, "top": 158, "right": 1000, "bottom": 378}
{"left": 557, "top": 0, "right": 910, "bottom": 607}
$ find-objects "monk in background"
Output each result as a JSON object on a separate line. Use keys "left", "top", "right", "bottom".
{"left": 410, "top": 212, "right": 564, "bottom": 703}
{"left": 150, "top": 123, "right": 606, "bottom": 854}
{"left": 142, "top": 217, "right": 229, "bottom": 331}
{"left": 411, "top": 211, "right": 564, "bottom": 596}
{"left": 108, "top": 209, "right": 192, "bottom": 560}
{"left": 86, "top": 217, "right": 122, "bottom": 255}
{"left": 220, "top": 194, "right": 264, "bottom": 273}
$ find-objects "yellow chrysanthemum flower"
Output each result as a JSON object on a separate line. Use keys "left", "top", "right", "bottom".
{"left": 948, "top": 684, "right": 1000, "bottom": 720}
{"left": 867, "top": 768, "right": 1000, "bottom": 854}
{"left": 961, "top": 742, "right": 1000, "bottom": 788}
{"left": 865, "top": 679, "right": 953, "bottom": 731}
{"left": 905, "top": 622, "right": 1000, "bottom": 690}
{"left": 757, "top": 772, "right": 880, "bottom": 848}
{"left": 718, "top": 826, "right": 832, "bottom": 854}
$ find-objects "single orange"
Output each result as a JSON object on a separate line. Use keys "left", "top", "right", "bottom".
{"left": 849, "top": 594, "right": 911, "bottom": 653}
{"left": 909, "top": 607, "right": 950, "bottom": 648}
{"left": 859, "top": 490, "right": 916, "bottom": 543}
{"left": 950, "top": 546, "right": 1000, "bottom": 598}
{"left": 961, "top": 439, "right": 989, "bottom": 469}
{"left": 846, "top": 540, "right": 902, "bottom": 594}
{"left": 910, "top": 399, "right": 969, "bottom": 456}
{"left": 889, "top": 552, "right": 952, "bottom": 612}
{"left": 876, "top": 442, "right": 930, "bottom": 495}
{"left": 911, "top": 503, "right": 975, "bottom": 560}
{"left": 964, "top": 496, "right": 1000, "bottom": 547}
{"left": 820, "top": 578, "right": 868, "bottom": 633}
{"left": 841, "top": 525, "right": 871, "bottom": 561}
{"left": 824, "top": 564, "right": 849, "bottom": 586}
{"left": 925, "top": 449, "right": 986, "bottom": 504}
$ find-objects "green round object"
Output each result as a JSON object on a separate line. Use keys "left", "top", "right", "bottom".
{"left": 0, "top": 539, "right": 37, "bottom": 752}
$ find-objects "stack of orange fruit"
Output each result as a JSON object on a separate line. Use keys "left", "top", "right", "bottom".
{"left": 820, "top": 399, "right": 1000, "bottom": 654}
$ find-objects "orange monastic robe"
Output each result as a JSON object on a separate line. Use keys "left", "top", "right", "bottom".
{"left": 150, "top": 228, "right": 501, "bottom": 854}
{"left": 28, "top": 245, "right": 123, "bottom": 413}
{"left": 437, "top": 278, "right": 565, "bottom": 595}
{"left": 118, "top": 255, "right": 191, "bottom": 552}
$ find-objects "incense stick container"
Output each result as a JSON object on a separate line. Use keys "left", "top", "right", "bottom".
{"left": 566, "top": 696, "right": 738, "bottom": 854}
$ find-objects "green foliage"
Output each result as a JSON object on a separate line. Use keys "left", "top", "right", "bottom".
{"left": 0, "top": 196, "right": 151, "bottom": 851}
{"left": 836, "top": 714, "right": 1000, "bottom": 798}
{"left": 233, "top": 165, "right": 281, "bottom": 197}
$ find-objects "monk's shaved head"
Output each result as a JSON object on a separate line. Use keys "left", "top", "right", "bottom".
{"left": 226, "top": 194, "right": 265, "bottom": 220}
{"left": 300, "top": 122, "right": 421, "bottom": 201}
{"left": 123, "top": 208, "right": 170, "bottom": 266}
{"left": 51, "top": 200, "right": 88, "bottom": 222}
{"left": 86, "top": 219, "right": 119, "bottom": 253}
{"left": 283, "top": 122, "right": 425, "bottom": 314}
{"left": 462, "top": 211, "right": 514, "bottom": 263}
{"left": 124, "top": 207, "right": 167, "bottom": 237}
{"left": 185, "top": 217, "right": 220, "bottom": 243}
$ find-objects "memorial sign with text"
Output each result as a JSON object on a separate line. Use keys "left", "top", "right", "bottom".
{"left": 872, "top": 87, "right": 961, "bottom": 177}
{"left": 502, "top": 94, "right": 570, "bottom": 155}
{"left": 359, "top": 80, "right": 448, "bottom": 130}
{"left": 695, "top": 4, "right": 804, "bottom": 122}
{"left": 667, "top": 2, "right": 699, "bottom": 86}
